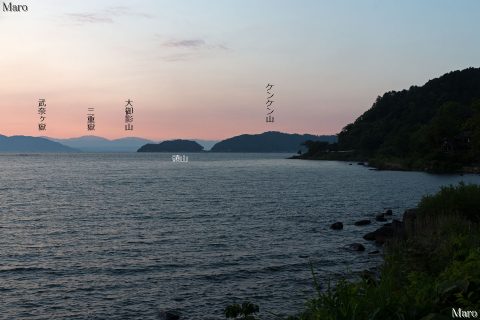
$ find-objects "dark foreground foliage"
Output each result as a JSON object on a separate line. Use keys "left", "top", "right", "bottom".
{"left": 224, "top": 302, "right": 260, "bottom": 320}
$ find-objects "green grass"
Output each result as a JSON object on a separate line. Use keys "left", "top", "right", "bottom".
{"left": 289, "top": 184, "right": 480, "bottom": 320}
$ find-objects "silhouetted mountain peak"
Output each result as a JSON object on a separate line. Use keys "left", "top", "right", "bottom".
{"left": 211, "top": 131, "right": 337, "bottom": 152}
{"left": 138, "top": 139, "right": 204, "bottom": 152}
{"left": 0, "top": 135, "right": 77, "bottom": 152}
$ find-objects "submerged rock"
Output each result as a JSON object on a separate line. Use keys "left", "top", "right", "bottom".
{"left": 349, "top": 243, "right": 365, "bottom": 251}
{"left": 330, "top": 222, "right": 343, "bottom": 230}
{"left": 354, "top": 219, "right": 371, "bottom": 226}
{"left": 159, "top": 311, "right": 180, "bottom": 320}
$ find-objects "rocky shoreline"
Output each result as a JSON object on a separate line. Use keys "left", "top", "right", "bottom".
{"left": 291, "top": 154, "right": 480, "bottom": 174}
{"left": 330, "top": 207, "right": 418, "bottom": 252}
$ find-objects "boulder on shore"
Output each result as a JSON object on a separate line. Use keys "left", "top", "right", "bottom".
{"left": 330, "top": 222, "right": 343, "bottom": 230}
{"left": 363, "top": 225, "right": 394, "bottom": 244}
{"left": 363, "top": 208, "right": 416, "bottom": 244}
{"left": 392, "top": 219, "right": 404, "bottom": 236}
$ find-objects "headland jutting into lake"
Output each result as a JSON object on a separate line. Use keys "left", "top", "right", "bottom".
{"left": 293, "top": 68, "right": 480, "bottom": 174}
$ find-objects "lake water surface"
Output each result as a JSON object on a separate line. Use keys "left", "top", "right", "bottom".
{"left": 2, "top": 153, "right": 480, "bottom": 319}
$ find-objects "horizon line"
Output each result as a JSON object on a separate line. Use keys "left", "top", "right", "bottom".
{"left": 0, "top": 130, "right": 339, "bottom": 142}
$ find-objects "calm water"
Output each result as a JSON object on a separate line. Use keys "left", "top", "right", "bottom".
{"left": 1, "top": 153, "right": 480, "bottom": 320}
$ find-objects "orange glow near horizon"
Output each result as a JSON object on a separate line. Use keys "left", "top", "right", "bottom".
{"left": 2, "top": 1, "right": 479, "bottom": 140}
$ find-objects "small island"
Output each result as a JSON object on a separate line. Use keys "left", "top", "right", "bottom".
{"left": 137, "top": 139, "right": 204, "bottom": 152}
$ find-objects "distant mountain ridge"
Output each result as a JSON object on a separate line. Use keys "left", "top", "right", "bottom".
{"left": 0, "top": 135, "right": 77, "bottom": 152}
{"left": 46, "top": 136, "right": 219, "bottom": 152}
{"left": 0, "top": 132, "right": 336, "bottom": 154}
{"left": 210, "top": 131, "right": 337, "bottom": 152}
{"left": 46, "top": 136, "right": 154, "bottom": 152}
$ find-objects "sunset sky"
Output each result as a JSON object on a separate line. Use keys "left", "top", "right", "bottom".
{"left": 1, "top": 0, "right": 479, "bottom": 140}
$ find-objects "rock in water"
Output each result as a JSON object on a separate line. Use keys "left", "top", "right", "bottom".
{"left": 385, "top": 209, "right": 393, "bottom": 215}
{"left": 363, "top": 226, "right": 394, "bottom": 244}
{"left": 363, "top": 232, "right": 376, "bottom": 241}
{"left": 330, "top": 222, "right": 343, "bottom": 230}
{"left": 349, "top": 243, "right": 365, "bottom": 251}
{"left": 354, "top": 219, "right": 371, "bottom": 226}
{"left": 375, "top": 212, "right": 387, "bottom": 222}
{"left": 374, "top": 226, "right": 394, "bottom": 244}
{"left": 159, "top": 311, "right": 180, "bottom": 320}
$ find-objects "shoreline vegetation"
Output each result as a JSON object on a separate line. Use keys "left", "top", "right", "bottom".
{"left": 291, "top": 151, "right": 480, "bottom": 174}
{"left": 224, "top": 184, "right": 480, "bottom": 320}
{"left": 292, "top": 68, "right": 480, "bottom": 174}
{"left": 289, "top": 183, "right": 480, "bottom": 320}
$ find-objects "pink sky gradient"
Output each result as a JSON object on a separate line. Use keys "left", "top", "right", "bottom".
{"left": 1, "top": 1, "right": 479, "bottom": 140}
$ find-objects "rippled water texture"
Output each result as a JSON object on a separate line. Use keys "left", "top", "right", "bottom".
{"left": 2, "top": 153, "right": 480, "bottom": 319}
